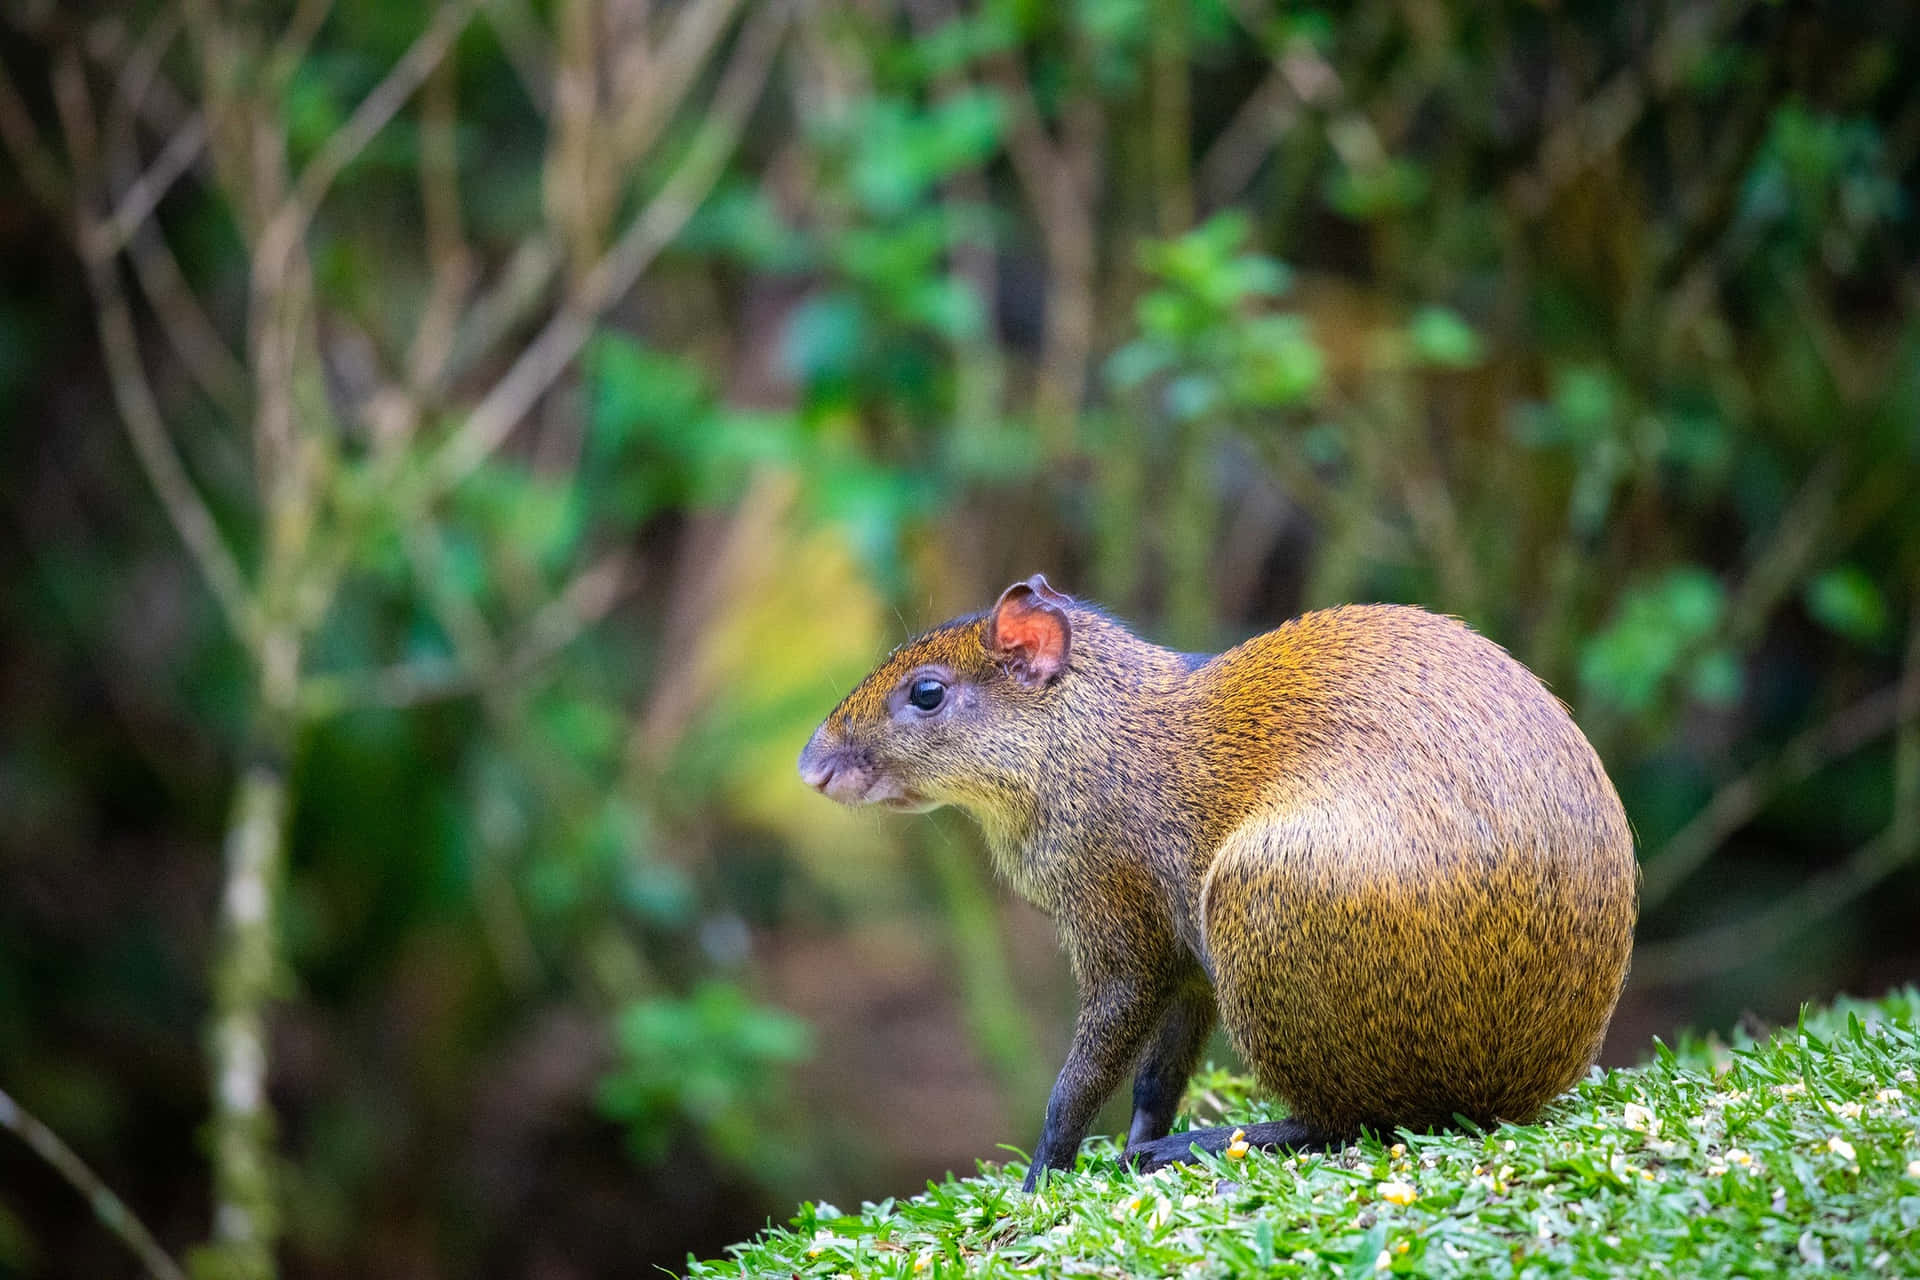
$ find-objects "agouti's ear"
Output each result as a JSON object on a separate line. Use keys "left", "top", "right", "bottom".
{"left": 988, "top": 575, "right": 1072, "bottom": 686}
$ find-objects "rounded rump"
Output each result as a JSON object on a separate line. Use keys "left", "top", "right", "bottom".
{"left": 1196, "top": 605, "right": 1637, "bottom": 1132}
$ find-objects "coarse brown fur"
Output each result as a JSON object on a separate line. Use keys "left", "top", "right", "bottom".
{"left": 798, "top": 576, "right": 1637, "bottom": 1189}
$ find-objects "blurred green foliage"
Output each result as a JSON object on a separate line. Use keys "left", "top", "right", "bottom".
{"left": 598, "top": 982, "right": 811, "bottom": 1167}
{"left": 3, "top": 0, "right": 1920, "bottom": 1276}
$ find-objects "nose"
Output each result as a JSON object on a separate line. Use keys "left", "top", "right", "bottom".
{"left": 797, "top": 729, "right": 836, "bottom": 792}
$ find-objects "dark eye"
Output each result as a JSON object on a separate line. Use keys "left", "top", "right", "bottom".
{"left": 907, "top": 676, "right": 947, "bottom": 712}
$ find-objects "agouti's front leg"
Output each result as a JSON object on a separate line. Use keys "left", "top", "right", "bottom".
{"left": 1023, "top": 979, "right": 1166, "bottom": 1191}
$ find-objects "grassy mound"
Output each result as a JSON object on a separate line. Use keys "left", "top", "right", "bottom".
{"left": 689, "top": 991, "right": 1920, "bottom": 1277}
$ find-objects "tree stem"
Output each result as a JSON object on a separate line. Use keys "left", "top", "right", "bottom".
{"left": 200, "top": 645, "right": 299, "bottom": 1280}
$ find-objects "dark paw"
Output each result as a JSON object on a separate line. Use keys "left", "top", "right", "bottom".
{"left": 1122, "top": 1131, "right": 1209, "bottom": 1174}
{"left": 1124, "top": 1120, "right": 1334, "bottom": 1175}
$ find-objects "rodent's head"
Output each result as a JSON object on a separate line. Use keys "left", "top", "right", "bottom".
{"left": 797, "top": 574, "right": 1075, "bottom": 816}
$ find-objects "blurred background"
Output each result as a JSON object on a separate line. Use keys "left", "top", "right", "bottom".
{"left": 2, "top": 0, "right": 1918, "bottom": 1275}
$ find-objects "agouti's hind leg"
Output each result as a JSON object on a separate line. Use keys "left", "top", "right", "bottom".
{"left": 1126, "top": 980, "right": 1217, "bottom": 1147}
{"left": 1123, "top": 1118, "right": 1333, "bottom": 1174}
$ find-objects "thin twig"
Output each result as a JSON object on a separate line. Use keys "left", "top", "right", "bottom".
{"left": 1639, "top": 683, "right": 1917, "bottom": 907}
{"left": 438, "top": 236, "right": 562, "bottom": 394}
{"left": 479, "top": 0, "right": 554, "bottom": 115}
{"left": 1639, "top": 602, "right": 1920, "bottom": 983}
{"left": 612, "top": 0, "right": 749, "bottom": 165}
{"left": 1148, "top": 0, "right": 1192, "bottom": 234}
{"left": 52, "top": 48, "right": 257, "bottom": 647}
{"left": 406, "top": 53, "right": 472, "bottom": 395}
{"left": 299, "top": 551, "right": 641, "bottom": 717}
{"left": 94, "top": 10, "right": 248, "bottom": 418}
{"left": 1197, "top": 64, "right": 1299, "bottom": 209}
{"left": 103, "top": 7, "right": 182, "bottom": 157}
{"left": 905, "top": 0, "right": 1005, "bottom": 434}
{"left": 253, "top": 0, "right": 480, "bottom": 293}
{"left": 120, "top": 194, "right": 253, "bottom": 419}
{"left": 1895, "top": 604, "right": 1920, "bottom": 861}
{"left": 92, "top": 112, "right": 206, "bottom": 255}
{"left": 981, "top": 48, "right": 1096, "bottom": 451}
{"left": 1505, "top": 0, "right": 1753, "bottom": 217}
{"left": 290, "top": 0, "right": 476, "bottom": 216}
{"left": 0, "top": 57, "right": 71, "bottom": 211}
{"left": 1633, "top": 825, "right": 1917, "bottom": 985}
{"left": 0, "top": 1086, "right": 189, "bottom": 1280}
{"left": 267, "top": 0, "right": 339, "bottom": 80}
{"left": 1724, "top": 454, "right": 1844, "bottom": 649}
{"left": 430, "top": 0, "right": 791, "bottom": 492}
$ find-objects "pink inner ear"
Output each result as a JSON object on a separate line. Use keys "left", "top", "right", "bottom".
{"left": 992, "top": 594, "right": 1068, "bottom": 676}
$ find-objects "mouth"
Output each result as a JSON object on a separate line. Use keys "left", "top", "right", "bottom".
{"left": 799, "top": 747, "right": 935, "bottom": 812}
{"left": 851, "top": 776, "right": 931, "bottom": 811}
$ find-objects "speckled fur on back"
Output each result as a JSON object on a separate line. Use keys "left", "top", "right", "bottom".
{"left": 800, "top": 582, "right": 1637, "bottom": 1179}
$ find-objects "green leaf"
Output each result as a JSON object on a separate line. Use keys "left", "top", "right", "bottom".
{"left": 587, "top": 334, "right": 710, "bottom": 458}
{"left": 598, "top": 983, "right": 813, "bottom": 1165}
{"left": 1325, "top": 158, "right": 1428, "bottom": 219}
{"left": 1805, "top": 566, "right": 1890, "bottom": 644}
{"left": 781, "top": 292, "right": 869, "bottom": 384}
{"left": 1688, "top": 649, "right": 1745, "bottom": 706}
{"left": 906, "top": 276, "right": 986, "bottom": 341}
{"left": 942, "top": 423, "right": 1041, "bottom": 482}
{"left": 1553, "top": 364, "right": 1619, "bottom": 439}
{"left": 1235, "top": 314, "right": 1323, "bottom": 406}
{"left": 1104, "top": 338, "right": 1173, "bottom": 392}
{"left": 1164, "top": 373, "right": 1223, "bottom": 422}
{"left": 675, "top": 184, "right": 812, "bottom": 271}
{"left": 1579, "top": 567, "right": 1727, "bottom": 712}
{"left": 1408, "top": 306, "right": 1484, "bottom": 369}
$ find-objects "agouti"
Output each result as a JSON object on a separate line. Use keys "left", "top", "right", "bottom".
{"left": 798, "top": 575, "right": 1636, "bottom": 1190}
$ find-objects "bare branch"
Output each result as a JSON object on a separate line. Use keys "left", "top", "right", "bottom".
{"left": 268, "top": 0, "right": 339, "bottom": 79}
{"left": 981, "top": 49, "right": 1097, "bottom": 450}
{"left": 1197, "top": 65, "right": 1298, "bottom": 208}
{"left": 120, "top": 193, "right": 253, "bottom": 419}
{"left": 516, "top": 549, "right": 639, "bottom": 667}
{"left": 1724, "top": 454, "right": 1844, "bottom": 649}
{"left": 296, "top": 0, "right": 476, "bottom": 214}
{"left": 53, "top": 49, "right": 257, "bottom": 646}
{"left": 1639, "top": 683, "right": 1918, "bottom": 907}
{"left": 93, "top": 112, "right": 207, "bottom": 255}
{"left": 430, "top": 0, "right": 791, "bottom": 492}
{"left": 1633, "top": 824, "right": 1917, "bottom": 985}
{"left": 1896, "top": 605, "right": 1920, "bottom": 863}
{"left": 479, "top": 0, "right": 555, "bottom": 115}
{"left": 612, "top": 0, "right": 748, "bottom": 163}
{"left": 105, "top": 9, "right": 183, "bottom": 156}
{"left": 439, "top": 236, "right": 562, "bottom": 394}
{"left": 1505, "top": 0, "right": 1754, "bottom": 218}
{"left": 300, "top": 552, "right": 640, "bottom": 718}
{"left": 406, "top": 55, "right": 473, "bottom": 395}
{"left": 1148, "top": 0, "right": 1192, "bottom": 234}
{"left": 0, "top": 1087, "right": 189, "bottom": 1280}
{"left": 90, "top": 10, "right": 249, "bottom": 420}
{"left": 255, "top": 0, "right": 480, "bottom": 288}
{"left": 904, "top": 0, "right": 1006, "bottom": 433}
{"left": 0, "top": 57, "right": 71, "bottom": 212}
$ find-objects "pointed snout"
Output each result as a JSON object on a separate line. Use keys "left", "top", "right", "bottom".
{"left": 797, "top": 726, "right": 838, "bottom": 794}
{"left": 797, "top": 725, "right": 928, "bottom": 810}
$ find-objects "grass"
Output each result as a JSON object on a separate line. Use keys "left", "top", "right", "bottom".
{"left": 687, "top": 990, "right": 1920, "bottom": 1278}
